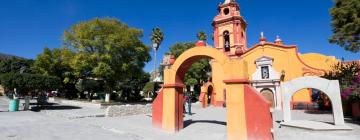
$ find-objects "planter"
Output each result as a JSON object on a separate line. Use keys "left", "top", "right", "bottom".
{"left": 9, "top": 99, "right": 19, "bottom": 112}
{"left": 352, "top": 102, "right": 360, "bottom": 119}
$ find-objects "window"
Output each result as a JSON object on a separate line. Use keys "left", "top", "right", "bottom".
{"left": 223, "top": 31, "right": 230, "bottom": 52}
{"left": 223, "top": 8, "right": 230, "bottom": 15}
{"left": 261, "top": 66, "right": 270, "bottom": 79}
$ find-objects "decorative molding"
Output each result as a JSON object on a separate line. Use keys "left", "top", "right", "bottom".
{"left": 245, "top": 42, "right": 327, "bottom": 73}
{"left": 223, "top": 78, "right": 250, "bottom": 84}
{"left": 161, "top": 83, "right": 184, "bottom": 88}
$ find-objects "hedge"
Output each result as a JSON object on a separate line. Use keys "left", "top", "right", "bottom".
{"left": 0, "top": 73, "right": 61, "bottom": 94}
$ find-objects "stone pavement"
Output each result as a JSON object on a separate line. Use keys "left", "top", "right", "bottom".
{"left": 0, "top": 96, "right": 105, "bottom": 119}
{"left": 0, "top": 96, "right": 360, "bottom": 140}
{"left": 41, "top": 105, "right": 105, "bottom": 119}
{"left": 281, "top": 120, "right": 353, "bottom": 130}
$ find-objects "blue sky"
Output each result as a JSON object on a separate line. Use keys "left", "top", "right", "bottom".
{"left": 0, "top": 0, "right": 359, "bottom": 72}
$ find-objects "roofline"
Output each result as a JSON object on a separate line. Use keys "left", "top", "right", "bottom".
{"left": 242, "top": 42, "right": 327, "bottom": 73}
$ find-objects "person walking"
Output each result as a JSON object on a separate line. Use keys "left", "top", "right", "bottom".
{"left": 183, "top": 94, "right": 188, "bottom": 114}
{"left": 187, "top": 94, "right": 192, "bottom": 115}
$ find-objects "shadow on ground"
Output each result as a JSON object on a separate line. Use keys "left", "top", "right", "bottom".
{"left": 29, "top": 103, "right": 58, "bottom": 106}
{"left": 304, "top": 110, "right": 332, "bottom": 114}
{"left": 345, "top": 117, "right": 360, "bottom": 125}
{"left": 31, "top": 105, "right": 82, "bottom": 112}
{"left": 184, "top": 119, "right": 226, "bottom": 128}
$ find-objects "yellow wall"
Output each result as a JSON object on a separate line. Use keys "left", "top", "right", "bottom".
{"left": 211, "top": 60, "right": 226, "bottom": 102}
{"left": 165, "top": 44, "right": 338, "bottom": 112}
{"left": 162, "top": 46, "right": 249, "bottom": 134}
{"left": 160, "top": 44, "right": 338, "bottom": 136}
{"left": 293, "top": 89, "right": 311, "bottom": 102}
{"left": 217, "top": 25, "right": 237, "bottom": 54}
{"left": 243, "top": 44, "right": 337, "bottom": 102}
{"left": 300, "top": 53, "right": 338, "bottom": 71}
{"left": 210, "top": 44, "right": 338, "bottom": 103}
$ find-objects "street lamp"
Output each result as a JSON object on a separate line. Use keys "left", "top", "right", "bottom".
{"left": 153, "top": 43, "right": 159, "bottom": 82}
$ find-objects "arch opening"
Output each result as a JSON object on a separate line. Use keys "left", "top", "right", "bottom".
{"left": 291, "top": 88, "right": 335, "bottom": 124}
{"left": 155, "top": 47, "right": 274, "bottom": 139}
{"left": 174, "top": 56, "right": 227, "bottom": 131}
{"left": 260, "top": 88, "right": 275, "bottom": 108}
{"left": 207, "top": 85, "right": 213, "bottom": 106}
{"left": 281, "top": 76, "right": 345, "bottom": 126}
{"left": 223, "top": 31, "right": 230, "bottom": 52}
{"left": 169, "top": 47, "right": 231, "bottom": 132}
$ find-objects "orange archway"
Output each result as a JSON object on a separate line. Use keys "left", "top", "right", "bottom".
{"left": 199, "top": 82, "right": 216, "bottom": 108}
{"left": 152, "top": 46, "right": 273, "bottom": 140}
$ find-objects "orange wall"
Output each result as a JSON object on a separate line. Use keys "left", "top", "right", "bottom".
{"left": 210, "top": 43, "right": 338, "bottom": 103}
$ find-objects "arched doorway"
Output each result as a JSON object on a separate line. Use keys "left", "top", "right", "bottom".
{"left": 260, "top": 88, "right": 275, "bottom": 108}
{"left": 152, "top": 46, "right": 273, "bottom": 140}
{"left": 281, "top": 76, "right": 345, "bottom": 126}
{"left": 199, "top": 82, "right": 216, "bottom": 108}
{"left": 291, "top": 88, "right": 334, "bottom": 123}
{"left": 207, "top": 86, "right": 213, "bottom": 106}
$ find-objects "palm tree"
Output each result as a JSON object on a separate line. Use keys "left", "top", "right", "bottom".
{"left": 197, "top": 31, "right": 207, "bottom": 42}
{"left": 150, "top": 27, "right": 164, "bottom": 81}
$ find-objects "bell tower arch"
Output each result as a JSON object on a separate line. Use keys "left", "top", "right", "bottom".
{"left": 213, "top": 0, "right": 247, "bottom": 55}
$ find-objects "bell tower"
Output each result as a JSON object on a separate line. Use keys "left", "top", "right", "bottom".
{"left": 212, "top": 0, "right": 247, "bottom": 55}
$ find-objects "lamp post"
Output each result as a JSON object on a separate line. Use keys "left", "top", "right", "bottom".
{"left": 150, "top": 27, "right": 163, "bottom": 82}
{"left": 153, "top": 43, "right": 159, "bottom": 82}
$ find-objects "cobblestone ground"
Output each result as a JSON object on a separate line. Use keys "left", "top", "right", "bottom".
{"left": 275, "top": 110, "right": 360, "bottom": 140}
{"left": 0, "top": 97, "right": 359, "bottom": 140}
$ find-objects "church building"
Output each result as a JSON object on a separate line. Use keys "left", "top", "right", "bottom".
{"left": 199, "top": 0, "right": 340, "bottom": 110}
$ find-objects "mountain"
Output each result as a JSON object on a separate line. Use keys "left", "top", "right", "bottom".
{"left": 0, "top": 52, "right": 24, "bottom": 60}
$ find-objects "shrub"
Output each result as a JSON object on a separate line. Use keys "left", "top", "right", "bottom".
{"left": 142, "top": 82, "right": 161, "bottom": 99}
{"left": 0, "top": 73, "right": 61, "bottom": 96}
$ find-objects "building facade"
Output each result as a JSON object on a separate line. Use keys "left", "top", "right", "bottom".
{"left": 202, "top": 0, "right": 340, "bottom": 109}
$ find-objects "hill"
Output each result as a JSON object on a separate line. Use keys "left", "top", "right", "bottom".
{"left": 0, "top": 52, "right": 24, "bottom": 60}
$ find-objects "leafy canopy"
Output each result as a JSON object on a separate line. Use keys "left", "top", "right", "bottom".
{"left": 0, "top": 73, "right": 61, "bottom": 95}
{"left": 329, "top": 0, "right": 360, "bottom": 52}
{"left": 150, "top": 27, "right": 164, "bottom": 50}
{"left": 32, "top": 47, "right": 75, "bottom": 83}
{"left": 322, "top": 62, "right": 360, "bottom": 102}
{"left": 0, "top": 57, "right": 33, "bottom": 74}
{"left": 32, "top": 18, "right": 151, "bottom": 101}
{"left": 197, "top": 31, "right": 207, "bottom": 41}
{"left": 63, "top": 18, "right": 151, "bottom": 90}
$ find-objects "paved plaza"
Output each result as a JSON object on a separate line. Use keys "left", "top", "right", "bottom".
{"left": 0, "top": 97, "right": 359, "bottom": 140}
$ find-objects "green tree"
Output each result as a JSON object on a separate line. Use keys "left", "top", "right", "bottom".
{"left": 322, "top": 62, "right": 360, "bottom": 105}
{"left": 0, "top": 73, "right": 61, "bottom": 97}
{"left": 32, "top": 47, "right": 77, "bottom": 98}
{"left": 323, "top": 62, "right": 360, "bottom": 87}
{"left": 169, "top": 42, "right": 195, "bottom": 58}
{"left": 143, "top": 81, "right": 161, "bottom": 99}
{"left": 32, "top": 48, "right": 74, "bottom": 77}
{"left": 150, "top": 27, "right": 164, "bottom": 81}
{"left": 75, "top": 79, "right": 102, "bottom": 101}
{"left": 63, "top": 18, "right": 150, "bottom": 99}
{"left": 329, "top": 0, "right": 360, "bottom": 52}
{"left": 150, "top": 27, "right": 164, "bottom": 50}
{"left": 117, "top": 71, "right": 150, "bottom": 101}
{"left": 0, "top": 57, "right": 34, "bottom": 74}
{"left": 197, "top": 31, "right": 207, "bottom": 41}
